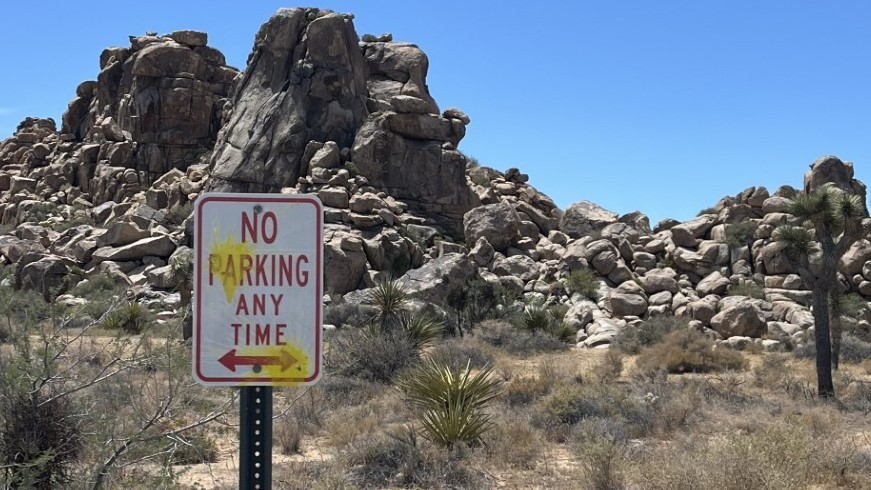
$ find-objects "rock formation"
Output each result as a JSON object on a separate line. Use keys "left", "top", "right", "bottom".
{"left": 0, "top": 8, "right": 870, "bottom": 355}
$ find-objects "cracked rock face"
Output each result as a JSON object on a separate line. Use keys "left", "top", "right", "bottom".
{"left": 61, "top": 30, "right": 237, "bottom": 178}
{"left": 208, "top": 8, "right": 369, "bottom": 193}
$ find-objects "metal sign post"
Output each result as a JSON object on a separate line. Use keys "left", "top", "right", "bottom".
{"left": 240, "top": 386, "right": 272, "bottom": 490}
{"left": 193, "top": 193, "right": 324, "bottom": 490}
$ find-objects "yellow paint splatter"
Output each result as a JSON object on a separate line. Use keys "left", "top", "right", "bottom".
{"left": 207, "top": 228, "right": 254, "bottom": 303}
{"left": 238, "top": 342, "right": 311, "bottom": 386}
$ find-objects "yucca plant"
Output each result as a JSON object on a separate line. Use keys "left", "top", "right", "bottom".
{"left": 398, "top": 312, "right": 444, "bottom": 349}
{"left": 366, "top": 277, "right": 409, "bottom": 330}
{"left": 396, "top": 359, "right": 502, "bottom": 448}
{"left": 521, "top": 303, "right": 553, "bottom": 334}
{"left": 99, "top": 302, "right": 148, "bottom": 334}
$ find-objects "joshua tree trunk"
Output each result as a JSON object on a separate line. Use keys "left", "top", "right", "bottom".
{"left": 811, "top": 287, "right": 835, "bottom": 398}
{"left": 830, "top": 291, "right": 843, "bottom": 371}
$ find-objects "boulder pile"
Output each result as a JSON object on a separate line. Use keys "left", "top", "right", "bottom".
{"left": 1, "top": 8, "right": 870, "bottom": 352}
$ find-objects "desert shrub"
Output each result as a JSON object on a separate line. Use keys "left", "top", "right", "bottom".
{"left": 635, "top": 329, "right": 748, "bottom": 374}
{"left": 168, "top": 431, "right": 218, "bottom": 465}
{"left": 724, "top": 220, "right": 757, "bottom": 248}
{"left": 426, "top": 338, "right": 494, "bottom": 371}
{"left": 276, "top": 417, "right": 303, "bottom": 455}
{"left": 165, "top": 201, "right": 193, "bottom": 227}
{"left": 565, "top": 267, "right": 600, "bottom": 300}
{"left": 68, "top": 275, "right": 124, "bottom": 321}
{"left": 314, "top": 375, "right": 385, "bottom": 409}
{"left": 586, "top": 350, "right": 624, "bottom": 384}
{"left": 446, "top": 277, "right": 512, "bottom": 334}
{"left": 342, "top": 429, "right": 486, "bottom": 489}
{"left": 794, "top": 335, "right": 871, "bottom": 364}
{"left": 753, "top": 354, "right": 792, "bottom": 389}
{"left": 635, "top": 423, "right": 861, "bottom": 490}
{"left": 0, "top": 389, "right": 82, "bottom": 488}
{"left": 485, "top": 418, "right": 543, "bottom": 469}
{"left": 505, "top": 374, "right": 553, "bottom": 406}
{"left": 839, "top": 292, "right": 868, "bottom": 318}
{"left": 570, "top": 420, "right": 626, "bottom": 490}
{"left": 532, "top": 382, "right": 652, "bottom": 442}
{"left": 324, "top": 302, "right": 371, "bottom": 329}
{"left": 366, "top": 278, "right": 409, "bottom": 330}
{"left": 396, "top": 359, "right": 502, "bottom": 448}
{"left": 612, "top": 316, "right": 687, "bottom": 354}
{"left": 520, "top": 303, "right": 552, "bottom": 334}
{"left": 727, "top": 281, "right": 766, "bottom": 299}
{"left": 325, "top": 327, "right": 419, "bottom": 383}
{"left": 697, "top": 207, "right": 718, "bottom": 216}
{"left": 325, "top": 404, "right": 381, "bottom": 448}
{"left": 473, "top": 320, "right": 568, "bottom": 357}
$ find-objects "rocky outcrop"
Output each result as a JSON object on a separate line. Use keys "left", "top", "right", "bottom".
{"left": 62, "top": 30, "right": 237, "bottom": 179}
{"left": 208, "top": 8, "right": 368, "bottom": 193}
{"left": 5, "top": 7, "right": 871, "bottom": 357}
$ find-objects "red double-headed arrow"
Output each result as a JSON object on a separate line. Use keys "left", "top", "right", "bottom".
{"left": 218, "top": 349, "right": 298, "bottom": 372}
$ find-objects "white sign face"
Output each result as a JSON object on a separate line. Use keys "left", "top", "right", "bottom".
{"left": 193, "top": 193, "right": 323, "bottom": 386}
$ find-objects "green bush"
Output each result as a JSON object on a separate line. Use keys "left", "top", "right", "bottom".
{"left": 0, "top": 389, "right": 82, "bottom": 488}
{"left": 566, "top": 267, "right": 600, "bottom": 300}
{"left": 396, "top": 359, "right": 502, "bottom": 448}
{"left": 697, "top": 207, "right": 718, "bottom": 216}
{"left": 728, "top": 281, "right": 766, "bottom": 299}
{"left": 724, "top": 220, "right": 758, "bottom": 248}
{"left": 613, "top": 316, "right": 688, "bottom": 354}
{"left": 636, "top": 329, "right": 748, "bottom": 374}
{"left": 325, "top": 327, "right": 420, "bottom": 383}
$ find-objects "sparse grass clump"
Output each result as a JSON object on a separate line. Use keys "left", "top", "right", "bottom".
{"left": 635, "top": 329, "right": 748, "bottom": 374}
{"left": 634, "top": 422, "right": 862, "bottom": 490}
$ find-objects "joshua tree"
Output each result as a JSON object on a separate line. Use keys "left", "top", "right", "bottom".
{"left": 774, "top": 183, "right": 868, "bottom": 398}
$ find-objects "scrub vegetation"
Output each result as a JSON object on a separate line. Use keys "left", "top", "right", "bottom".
{"left": 0, "top": 273, "right": 870, "bottom": 489}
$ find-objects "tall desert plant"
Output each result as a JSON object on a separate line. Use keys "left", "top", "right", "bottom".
{"left": 397, "top": 360, "right": 502, "bottom": 448}
{"left": 774, "top": 182, "right": 868, "bottom": 398}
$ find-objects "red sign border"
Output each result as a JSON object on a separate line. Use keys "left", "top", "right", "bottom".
{"left": 193, "top": 194, "right": 323, "bottom": 385}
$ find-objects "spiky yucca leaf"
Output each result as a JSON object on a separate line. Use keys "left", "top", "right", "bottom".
{"left": 521, "top": 303, "right": 552, "bottom": 334}
{"left": 834, "top": 192, "right": 864, "bottom": 222}
{"left": 398, "top": 313, "right": 443, "bottom": 349}
{"left": 397, "top": 359, "right": 502, "bottom": 447}
{"left": 773, "top": 225, "right": 815, "bottom": 256}
{"left": 366, "top": 278, "right": 409, "bottom": 329}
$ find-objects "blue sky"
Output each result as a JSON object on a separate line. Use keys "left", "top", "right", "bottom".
{"left": 2, "top": 1, "right": 870, "bottom": 224}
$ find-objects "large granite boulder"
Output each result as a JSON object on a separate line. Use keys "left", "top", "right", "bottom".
{"left": 463, "top": 203, "right": 521, "bottom": 252}
{"left": 559, "top": 201, "right": 618, "bottom": 239}
{"left": 209, "top": 8, "right": 368, "bottom": 192}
